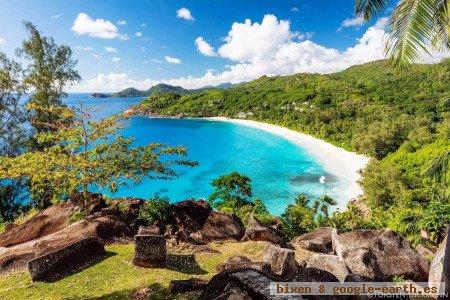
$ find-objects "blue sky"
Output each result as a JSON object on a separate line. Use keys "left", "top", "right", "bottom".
{"left": 0, "top": 0, "right": 446, "bottom": 92}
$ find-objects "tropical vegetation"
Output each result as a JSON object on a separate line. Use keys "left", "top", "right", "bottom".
{"left": 135, "top": 59, "right": 450, "bottom": 245}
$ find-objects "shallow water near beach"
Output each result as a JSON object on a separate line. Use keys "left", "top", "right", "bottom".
{"left": 65, "top": 94, "right": 342, "bottom": 215}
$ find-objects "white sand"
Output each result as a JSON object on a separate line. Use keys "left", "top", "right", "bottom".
{"left": 206, "top": 117, "right": 371, "bottom": 209}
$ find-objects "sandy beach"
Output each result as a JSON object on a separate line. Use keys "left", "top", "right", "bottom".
{"left": 206, "top": 117, "right": 371, "bottom": 209}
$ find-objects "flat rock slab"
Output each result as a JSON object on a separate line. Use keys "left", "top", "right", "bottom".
{"left": 27, "top": 236, "right": 105, "bottom": 282}
{"left": 292, "top": 227, "right": 336, "bottom": 253}
{"left": 133, "top": 234, "right": 166, "bottom": 268}
{"left": 306, "top": 254, "right": 349, "bottom": 282}
{"left": 263, "top": 244, "right": 297, "bottom": 280}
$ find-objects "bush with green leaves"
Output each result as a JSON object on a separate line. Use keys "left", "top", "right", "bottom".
{"left": 208, "top": 172, "right": 275, "bottom": 225}
{"left": 138, "top": 195, "right": 171, "bottom": 226}
{"left": 281, "top": 194, "right": 316, "bottom": 238}
{"left": 418, "top": 199, "right": 450, "bottom": 243}
{"left": 68, "top": 210, "right": 87, "bottom": 224}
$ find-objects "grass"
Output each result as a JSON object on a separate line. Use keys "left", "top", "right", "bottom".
{"left": 0, "top": 241, "right": 269, "bottom": 300}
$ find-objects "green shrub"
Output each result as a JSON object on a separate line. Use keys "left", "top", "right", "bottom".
{"left": 281, "top": 194, "right": 316, "bottom": 238}
{"left": 69, "top": 210, "right": 87, "bottom": 224}
{"left": 139, "top": 195, "right": 171, "bottom": 225}
{"left": 0, "top": 216, "right": 5, "bottom": 233}
{"left": 418, "top": 199, "right": 450, "bottom": 243}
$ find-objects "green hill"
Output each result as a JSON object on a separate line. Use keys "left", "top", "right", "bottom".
{"left": 135, "top": 59, "right": 450, "bottom": 243}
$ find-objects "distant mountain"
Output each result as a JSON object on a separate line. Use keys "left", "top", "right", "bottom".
{"left": 110, "top": 82, "right": 234, "bottom": 98}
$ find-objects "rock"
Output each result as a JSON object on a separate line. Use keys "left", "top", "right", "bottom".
{"left": 169, "top": 278, "right": 208, "bottom": 294}
{"left": 200, "top": 211, "right": 245, "bottom": 243}
{"left": 306, "top": 254, "right": 349, "bottom": 282}
{"left": 200, "top": 268, "right": 275, "bottom": 300}
{"left": 100, "top": 205, "right": 119, "bottom": 217}
{"left": 137, "top": 225, "right": 161, "bottom": 235}
{"left": 216, "top": 256, "right": 271, "bottom": 275}
{"left": 344, "top": 274, "right": 373, "bottom": 282}
{"left": 112, "top": 197, "right": 145, "bottom": 230}
{"left": 294, "top": 267, "right": 339, "bottom": 282}
{"left": 0, "top": 203, "right": 75, "bottom": 247}
{"left": 0, "top": 215, "right": 129, "bottom": 274}
{"left": 428, "top": 235, "right": 448, "bottom": 295}
{"left": 416, "top": 244, "right": 435, "bottom": 258}
{"left": 132, "top": 235, "right": 166, "bottom": 268}
{"left": 241, "top": 215, "right": 285, "bottom": 245}
{"left": 332, "top": 229, "right": 429, "bottom": 281}
{"left": 27, "top": 237, "right": 105, "bottom": 282}
{"left": 70, "top": 193, "right": 106, "bottom": 215}
{"left": 170, "top": 199, "right": 212, "bottom": 232}
{"left": 292, "top": 227, "right": 336, "bottom": 253}
{"left": 262, "top": 244, "right": 297, "bottom": 280}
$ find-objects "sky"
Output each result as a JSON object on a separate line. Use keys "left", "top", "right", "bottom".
{"left": 0, "top": 0, "right": 448, "bottom": 92}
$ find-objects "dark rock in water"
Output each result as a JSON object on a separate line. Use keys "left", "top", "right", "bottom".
{"left": 332, "top": 229, "right": 429, "bottom": 281}
{"left": 306, "top": 254, "right": 349, "bottom": 282}
{"left": 132, "top": 234, "right": 166, "bottom": 268}
{"left": 216, "top": 256, "right": 271, "bottom": 275}
{"left": 0, "top": 203, "right": 75, "bottom": 248}
{"left": 169, "top": 278, "right": 208, "bottom": 294}
{"left": 262, "top": 244, "right": 297, "bottom": 280}
{"left": 289, "top": 172, "right": 338, "bottom": 185}
{"left": 27, "top": 237, "right": 105, "bottom": 282}
{"left": 199, "top": 211, "right": 245, "bottom": 243}
{"left": 292, "top": 227, "right": 336, "bottom": 253}
{"left": 200, "top": 268, "right": 275, "bottom": 300}
{"left": 241, "top": 215, "right": 286, "bottom": 246}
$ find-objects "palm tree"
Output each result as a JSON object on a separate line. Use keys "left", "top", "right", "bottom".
{"left": 312, "top": 195, "right": 337, "bottom": 219}
{"left": 355, "top": 0, "right": 449, "bottom": 67}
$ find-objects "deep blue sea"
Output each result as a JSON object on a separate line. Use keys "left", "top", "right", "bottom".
{"left": 62, "top": 93, "right": 339, "bottom": 215}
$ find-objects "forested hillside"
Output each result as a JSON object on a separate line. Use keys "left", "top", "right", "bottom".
{"left": 136, "top": 59, "right": 450, "bottom": 244}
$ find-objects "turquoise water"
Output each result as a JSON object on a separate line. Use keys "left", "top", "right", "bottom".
{"left": 65, "top": 94, "right": 339, "bottom": 215}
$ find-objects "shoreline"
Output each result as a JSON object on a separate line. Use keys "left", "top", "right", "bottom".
{"left": 205, "top": 117, "right": 371, "bottom": 209}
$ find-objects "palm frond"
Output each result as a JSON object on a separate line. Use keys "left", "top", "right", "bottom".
{"left": 431, "top": 0, "right": 450, "bottom": 51}
{"left": 387, "top": 0, "right": 438, "bottom": 67}
{"left": 355, "top": 0, "right": 391, "bottom": 20}
{"left": 422, "top": 149, "right": 450, "bottom": 181}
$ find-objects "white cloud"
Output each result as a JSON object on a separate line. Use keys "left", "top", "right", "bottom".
{"left": 141, "top": 23, "right": 147, "bottom": 27}
{"left": 338, "top": 16, "right": 365, "bottom": 31}
{"left": 92, "top": 53, "right": 102, "bottom": 58}
{"left": 0, "top": 38, "right": 7, "bottom": 45}
{"left": 140, "top": 46, "right": 146, "bottom": 52}
{"left": 176, "top": 8, "right": 194, "bottom": 21}
{"left": 135, "top": 32, "right": 142, "bottom": 37}
{"left": 76, "top": 46, "right": 93, "bottom": 51}
{"left": 105, "top": 46, "right": 117, "bottom": 53}
{"left": 291, "top": 7, "right": 299, "bottom": 12}
{"left": 218, "top": 15, "right": 292, "bottom": 62}
{"left": 112, "top": 57, "right": 121, "bottom": 63}
{"left": 195, "top": 37, "right": 218, "bottom": 57}
{"left": 51, "top": 14, "right": 61, "bottom": 19}
{"left": 117, "top": 20, "right": 127, "bottom": 26}
{"left": 73, "top": 14, "right": 449, "bottom": 92}
{"left": 118, "top": 33, "right": 130, "bottom": 41}
{"left": 71, "top": 13, "right": 118, "bottom": 39}
{"left": 165, "top": 56, "right": 181, "bottom": 64}
{"left": 150, "top": 58, "right": 162, "bottom": 63}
